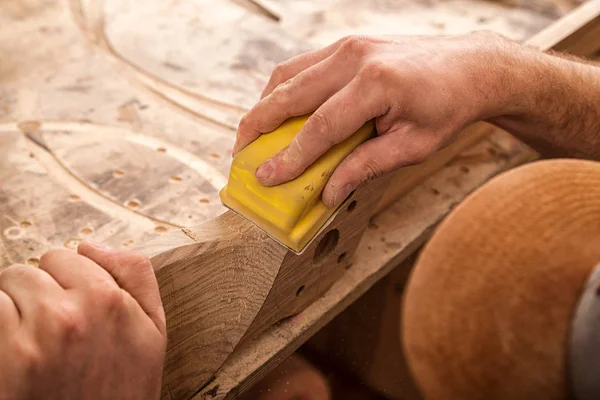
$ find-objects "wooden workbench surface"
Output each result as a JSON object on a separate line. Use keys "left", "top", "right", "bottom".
{"left": 1, "top": 0, "right": 597, "bottom": 399}
{"left": 0, "top": 0, "right": 578, "bottom": 268}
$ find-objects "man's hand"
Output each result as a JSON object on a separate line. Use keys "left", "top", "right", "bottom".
{"left": 235, "top": 31, "right": 600, "bottom": 208}
{"left": 0, "top": 242, "right": 166, "bottom": 400}
{"left": 234, "top": 32, "right": 513, "bottom": 208}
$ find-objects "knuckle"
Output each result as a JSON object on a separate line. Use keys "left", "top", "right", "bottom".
{"left": 341, "top": 35, "right": 370, "bottom": 57}
{"left": 404, "top": 143, "right": 430, "bottom": 165}
{"left": 89, "top": 281, "right": 125, "bottom": 312}
{"left": 0, "top": 264, "right": 28, "bottom": 281}
{"left": 270, "top": 62, "right": 288, "bottom": 82}
{"left": 14, "top": 339, "right": 42, "bottom": 374}
{"left": 361, "top": 159, "right": 386, "bottom": 182}
{"left": 270, "top": 80, "right": 293, "bottom": 106}
{"left": 309, "top": 111, "right": 333, "bottom": 141}
{"left": 281, "top": 140, "right": 307, "bottom": 178}
{"left": 39, "top": 249, "right": 68, "bottom": 269}
{"left": 50, "top": 301, "right": 86, "bottom": 339}
{"left": 128, "top": 252, "right": 153, "bottom": 272}
{"left": 360, "top": 60, "right": 390, "bottom": 81}
{"left": 237, "top": 112, "right": 256, "bottom": 134}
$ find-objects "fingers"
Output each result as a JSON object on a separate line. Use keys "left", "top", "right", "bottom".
{"left": 0, "top": 264, "right": 64, "bottom": 319}
{"left": 39, "top": 248, "right": 117, "bottom": 289}
{"left": 77, "top": 242, "right": 166, "bottom": 336}
{"left": 254, "top": 73, "right": 387, "bottom": 187}
{"left": 234, "top": 55, "right": 357, "bottom": 156}
{"left": 322, "top": 127, "right": 434, "bottom": 207}
{"left": 259, "top": 37, "right": 349, "bottom": 99}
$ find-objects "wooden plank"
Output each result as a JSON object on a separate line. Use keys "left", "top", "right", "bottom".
{"left": 303, "top": 254, "right": 423, "bottom": 400}
{"left": 527, "top": 0, "right": 600, "bottom": 56}
{"left": 141, "top": 168, "right": 393, "bottom": 399}
{"left": 195, "top": 130, "right": 538, "bottom": 399}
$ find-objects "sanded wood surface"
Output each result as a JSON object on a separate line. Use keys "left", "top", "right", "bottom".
{"left": 196, "top": 129, "right": 540, "bottom": 399}
{"left": 139, "top": 168, "right": 392, "bottom": 399}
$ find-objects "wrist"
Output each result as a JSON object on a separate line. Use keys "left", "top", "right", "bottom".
{"left": 460, "top": 31, "right": 540, "bottom": 122}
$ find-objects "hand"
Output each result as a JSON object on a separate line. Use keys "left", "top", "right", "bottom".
{"left": 234, "top": 32, "right": 514, "bottom": 207}
{"left": 0, "top": 242, "right": 166, "bottom": 400}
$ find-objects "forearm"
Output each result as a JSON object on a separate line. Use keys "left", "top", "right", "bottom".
{"left": 486, "top": 39, "right": 600, "bottom": 159}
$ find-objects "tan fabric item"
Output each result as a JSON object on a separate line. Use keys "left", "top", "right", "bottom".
{"left": 402, "top": 159, "right": 600, "bottom": 400}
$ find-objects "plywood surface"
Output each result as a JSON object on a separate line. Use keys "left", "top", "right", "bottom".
{"left": 0, "top": 0, "right": 580, "bottom": 269}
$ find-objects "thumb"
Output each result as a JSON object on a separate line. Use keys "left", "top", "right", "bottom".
{"left": 77, "top": 241, "right": 166, "bottom": 336}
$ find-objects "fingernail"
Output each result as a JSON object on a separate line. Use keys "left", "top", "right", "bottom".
{"left": 335, "top": 184, "right": 353, "bottom": 206}
{"left": 256, "top": 161, "right": 273, "bottom": 183}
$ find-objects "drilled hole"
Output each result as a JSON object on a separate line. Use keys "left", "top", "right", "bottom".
{"left": 27, "top": 257, "right": 40, "bottom": 267}
{"left": 20, "top": 221, "right": 32, "bottom": 228}
{"left": 314, "top": 229, "right": 339, "bottom": 262}
{"left": 347, "top": 200, "right": 357, "bottom": 212}
{"left": 199, "top": 198, "right": 210, "bottom": 204}
{"left": 4, "top": 227, "right": 22, "bottom": 239}
{"left": 80, "top": 227, "right": 93, "bottom": 235}
{"left": 69, "top": 194, "right": 80, "bottom": 201}
{"left": 154, "top": 225, "right": 168, "bottom": 233}
{"left": 126, "top": 199, "right": 141, "bottom": 209}
{"left": 296, "top": 285, "right": 305, "bottom": 297}
{"left": 210, "top": 153, "right": 221, "bottom": 159}
{"left": 113, "top": 170, "right": 125, "bottom": 178}
{"left": 431, "top": 188, "right": 440, "bottom": 196}
{"left": 64, "top": 237, "right": 81, "bottom": 249}
{"left": 156, "top": 147, "right": 167, "bottom": 153}
{"left": 337, "top": 252, "right": 347, "bottom": 264}
{"left": 460, "top": 166, "right": 470, "bottom": 174}
{"left": 170, "top": 175, "right": 183, "bottom": 183}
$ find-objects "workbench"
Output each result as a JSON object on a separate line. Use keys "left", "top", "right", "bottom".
{"left": 1, "top": 0, "right": 599, "bottom": 399}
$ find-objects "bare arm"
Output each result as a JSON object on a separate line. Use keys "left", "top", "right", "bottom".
{"left": 234, "top": 32, "right": 600, "bottom": 208}
{"left": 487, "top": 45, "right": 600, "bottom": 159}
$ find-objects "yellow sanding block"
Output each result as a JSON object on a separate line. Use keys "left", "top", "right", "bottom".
{"left": 219, "top": 114, "right": 375, "bottom": 254}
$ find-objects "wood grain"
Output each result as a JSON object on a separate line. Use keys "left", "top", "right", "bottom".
{"left": 195, "top": 129, "right": 539, "bottom": 400}
{"left": 0, "top": 1, "right": 596, "bottom": 400}
{"left": 0, "top": 0, "right": 574, "bottom": 269}
{"left": 143, "top": 213, "right": 286, "bottom": 399}
{"left": 139, "top": 170, "right": 392, "bottom": 399}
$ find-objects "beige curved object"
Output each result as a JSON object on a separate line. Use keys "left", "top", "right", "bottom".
{"left": 403, "top": 159, "right": 600, "bottom": 399}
